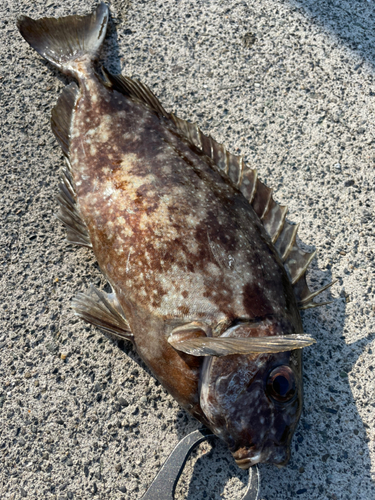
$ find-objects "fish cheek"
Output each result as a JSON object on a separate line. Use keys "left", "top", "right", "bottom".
{"left": 271, "top": 410, "right": 297, "bottom": 446}
{"left": 200, "top": 355, "right": 271, "bottom": 446}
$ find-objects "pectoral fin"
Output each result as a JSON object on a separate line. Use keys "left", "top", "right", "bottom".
{"left": 168, "top": 334, "right": 316, "bottom": 357}
{"left": 72, "top": 285, "right": 133, "bottom": 342}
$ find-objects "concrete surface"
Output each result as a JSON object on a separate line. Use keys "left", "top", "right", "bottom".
{"left": 1, "top": 0, "right": 375, "bottom": 499}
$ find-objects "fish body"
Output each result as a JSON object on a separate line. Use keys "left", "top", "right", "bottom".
{"left": 18, "top": 3, "right": 331, "bottom": 469}
{"left": 72, "top": 68, "right": 301, "bottom": 417}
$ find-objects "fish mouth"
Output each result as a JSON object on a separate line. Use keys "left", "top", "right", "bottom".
{"left": 233, "top": 449, "right": 264, "bottom": 469}
{"left": 235, "top": 457, "right": 255, "bottom": 469}
{"left": 233, "top": 446, "right": 290, "bottom": 469}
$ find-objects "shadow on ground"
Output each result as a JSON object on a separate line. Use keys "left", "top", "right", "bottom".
{"left": 290, "top": 0, "right": 375, "bottom": 69}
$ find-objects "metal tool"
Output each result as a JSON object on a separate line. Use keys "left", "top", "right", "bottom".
{"left": 141, "top": 428, "right": 260, "bottom": 500}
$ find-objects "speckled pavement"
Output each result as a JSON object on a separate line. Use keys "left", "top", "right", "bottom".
{"left": 1, "top": 1, "right": 375, "bottom": 499}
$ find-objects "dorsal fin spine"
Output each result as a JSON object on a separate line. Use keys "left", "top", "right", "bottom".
{"left": 281, "top": 223, "right": 299, "bottom": 261}
{"left": 193, "top": 123, "right": 202, "bottom": 149}
{"left": 237, "top": 157, "right": 245, "bottom": 187}
{"left": 298, "top": 280, "right": 336, "bottom": 307}
{"left": 209, "top": 136, "right": 213, "bottom": 158}
{"left": 249, "top": 170, "right": 258, "bottom": 203}
{"left": 224, "top": 149, "right": 230, "bottom": 175}
{"left": 290, "top": 250, "right": 317, "bottom": 285}
{"left": 260, "top": 187, "right": 273, "bottom": 219}
{"left": 274, "top": 206, "right": 288, "bottom": 242}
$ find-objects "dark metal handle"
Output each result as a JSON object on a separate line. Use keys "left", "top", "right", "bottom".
{"left": 140, "top": 428, "right": 259, "bottom": 500}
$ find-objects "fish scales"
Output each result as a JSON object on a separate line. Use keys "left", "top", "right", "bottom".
{"left": 18, "top": 3, "right": 332, "bottom": 469}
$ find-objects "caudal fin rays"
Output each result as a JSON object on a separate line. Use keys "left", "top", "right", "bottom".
{"left": 17, "top": 3, "right": 108, "bottom": 75}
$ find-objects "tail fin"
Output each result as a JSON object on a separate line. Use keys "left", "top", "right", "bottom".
{"left": 17, "top": 3, "right": 108, "bottom": 75}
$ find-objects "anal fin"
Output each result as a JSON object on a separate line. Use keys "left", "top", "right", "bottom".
{"left": 51, "top": 82, "right": 79, "bottom": 156}
{"left": 72, "top": 285, "right": 133, "bottom": 341}
{"left": 56, "top": 165, "right": 92, "bottom": 248}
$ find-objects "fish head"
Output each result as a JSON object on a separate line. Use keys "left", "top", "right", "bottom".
{"left": 199, "top": 320, "right": 302, "bottom": 469}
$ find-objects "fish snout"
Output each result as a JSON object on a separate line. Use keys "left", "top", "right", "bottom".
{"left": 232, "top": 447, "right": 263, "bottom": 469}
{"left": 232, "top": 443, "right": 290, "bottom": 469}
{"left": 235, "top": 457, "right": 255, "bottom": 470}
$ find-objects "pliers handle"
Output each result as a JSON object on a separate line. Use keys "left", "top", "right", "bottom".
{"left": 141, "top": 428, "right": 260, "bottom": 500}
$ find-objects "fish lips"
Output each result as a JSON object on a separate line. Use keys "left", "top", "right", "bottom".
{"left": 232, "top": 443, "right": 290, "bottom": 469}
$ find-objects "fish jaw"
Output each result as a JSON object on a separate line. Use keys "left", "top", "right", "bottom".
{"left": 232, "top": 441, "right": 291, "bottom": 469}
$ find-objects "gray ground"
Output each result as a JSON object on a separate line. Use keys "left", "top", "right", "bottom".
{"left": 1, "top": 0, "right": 375, "bottom": 499}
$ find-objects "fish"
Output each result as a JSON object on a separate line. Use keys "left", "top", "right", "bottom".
{"left": 17, "top": 3, "right": 333, "bottom": 469}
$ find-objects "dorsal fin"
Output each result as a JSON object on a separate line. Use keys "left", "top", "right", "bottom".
{"left": 293, "top": 276, "right": 336, "bottom": 310}
{"left": 102, "top": 67, "right": 169, "bottom": 118}
{"left": 103, "top": 69, "right": 333, "bottom": 309}
{"left": 274, "top": 221, "right": 299, "bottom": 261}
{"left": 261, "top": 196, "right": 288, "bottom": 243}
{"left": 51, "top": 82, "right": 79, "bottom": 156}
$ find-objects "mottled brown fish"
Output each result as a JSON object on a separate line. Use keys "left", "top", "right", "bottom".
{"left": 18, "top": 3, "right": 333, "bottom": 469}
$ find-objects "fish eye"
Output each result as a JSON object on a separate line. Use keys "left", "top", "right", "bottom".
{"left": 266, "top": 366, "right": 296, "bottom": 402}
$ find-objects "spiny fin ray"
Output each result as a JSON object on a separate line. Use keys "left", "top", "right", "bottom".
{"left": 294, "top": 277, "right": 337, "bottom": 310}
{"left": 102, "top": 68, "right": 169, "bottom": 118}
{"left": 252, "top": 182, "right": 273, "bottom": 219}
{"left": 262, "top": 199, "right": 288, "bottom": 243}
{"left": 55, "top": 168, "right": 92, "bottom": 248}
{"left": 274, "top": 222, "right": 299, "bottom": 261}
{"left": 285, "top": 248, "right": 317, "bottom": 285}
